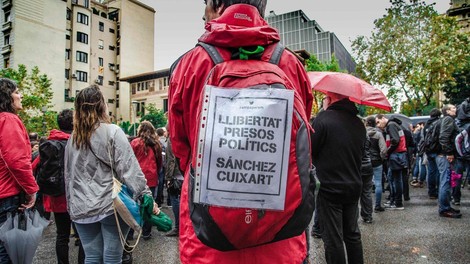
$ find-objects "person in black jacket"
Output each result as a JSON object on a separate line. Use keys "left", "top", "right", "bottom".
{"left": 311, "top": 92, "right": 366, "bottom": 264}
{"left": 436, "top": 104, "right": 462, "bottom": 218}
{"left": 360, "top": 133, "right": 374, "bottom": 223}
{"left": 421, "top": 108, "right": 442, "bottom": 199}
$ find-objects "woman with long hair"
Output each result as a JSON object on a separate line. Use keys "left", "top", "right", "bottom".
{"left": 130, "top": 121, "right": 162, "bottom": 240}
{"left": 0, "top": 78, "right": 39, "bottom": 264}
{"left": 64, "top": 85, "right": 154, "bottom": 263}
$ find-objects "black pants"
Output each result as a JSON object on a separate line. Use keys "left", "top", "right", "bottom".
{"left": 318, "top": 193, "right": 364, "bottom": 264}
{"left": 54, "top": 212, "right": 85, "bottom": 264}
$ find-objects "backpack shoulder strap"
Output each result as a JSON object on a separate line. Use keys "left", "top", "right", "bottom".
{"left": 268, "top": 42, "right": 285, "bottom": 65}
{"left": 197, "top": 42, "right": 224, "bottom": 64}
{"left": 197, "top": 41, "right": 285, "bottom": 66}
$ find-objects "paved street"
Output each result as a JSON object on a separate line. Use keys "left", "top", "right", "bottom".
{"left": 33, "top": 185, "right": 470, "bottom": 264}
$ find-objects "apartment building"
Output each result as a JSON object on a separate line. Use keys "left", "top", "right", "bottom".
{"left": 447, "top": 0, "right": 470, "bottom": 33}
{"left": 120, "top": 68, "right": 169, "bottom": 123}
{"left": 266, "top": 10, "right": 356, "bottom": 73}
{"left": 0, "top": 0, "right": 154, "bottom": 122}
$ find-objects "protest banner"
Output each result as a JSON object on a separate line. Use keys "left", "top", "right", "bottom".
{"left": 194, "top": 86, "right": 294, "bottom": 210}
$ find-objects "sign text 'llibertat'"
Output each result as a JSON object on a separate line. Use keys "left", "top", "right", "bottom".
{"left": 218, "top": 114, "right": 281, "bottom": 153}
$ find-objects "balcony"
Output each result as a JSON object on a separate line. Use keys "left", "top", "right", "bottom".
{"left": 1, "top": 44, "right": 11, "bottom": 55}
{"left": 2, "top": 21, "right": 11, "bottom": 32}
{"left": 2, "top": 0, "right": 11, "bottom": 9}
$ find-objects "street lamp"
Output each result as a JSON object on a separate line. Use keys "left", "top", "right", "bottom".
{"left": 131, "top": 101, "right": 138, "bottom": 136}
{"left": 41, "top": 106, "right": 47, "bottom": 135}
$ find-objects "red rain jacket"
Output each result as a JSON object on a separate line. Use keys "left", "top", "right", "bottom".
{"left": 169, "top": 4, "right": 313, "bottom": 264}
{"left": 0, "top": 112, "right": 39, "bottom": 199}
{"left": 130, "top": 138, "right": 160, "bottom": 187}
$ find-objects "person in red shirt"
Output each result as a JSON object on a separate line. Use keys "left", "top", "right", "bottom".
{"left": 130, "top": 121, "right": 162, "bottom": 240}
{"left": 0, "top": 78, "right": 39, "bottom": 264}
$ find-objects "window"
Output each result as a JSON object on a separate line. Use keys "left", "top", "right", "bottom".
{"left": 66, "top": 8, "right": 71, "bottom": 20}
{"left": 99, "top": 57, "right": 104, "bottom": 67}
{"left": 65, "top": 49, "right": 70, "bottom": 60}
{"left": 84, "top": 0, "right": 89, "bottom": 8}
{"left": 66, "top": 34, "right": 71, "bottom": 40}
{"left": 72, "top": 0, "right": 77, "bottom": 4}
{"left": 65, "top": 69, "right": 70, "bottom": 79}
{"left": 99, "top": 22, "right": 104, "bottom": 32}
{"left": 96, "top": 75, "right": 103, "bottom": 85}
{"left": 108, "top": 63, "right": 115, "bottom": 70}
{"left": 77, "top": 13, "right": 89, "bottom": 25}
{"left": 98, "top": 39, "right": 104, "bottom": 49}
{"left": 109, "top": 28, "right": 115, "bottom": 34}
{"left": 107, "top": 99, "right": 115, "bottom": 104}
{"left": 4, "top": 11, "right": 11, "bottom": 22}
{"left": 4, "top": 57, "right": 10, "bottom": 68}
{"left": 163, "top": 99, "right": 168, "bottom": 113}
{"left": 4, "top": 34, "right": 9, "bottom": 45}
{"left": 76, "top": 51, "right": 88, "bottom": 63}
{"left": 108, "top": 81, "right": 115, "bottom": 86}
{"left": 101, "top": 12, "right": 107, "bottom": 18}
{"left": 76, "top": 32, "right": 88, "bottom": 44}
{"left": 109, "top": 45, "right": 115, "bottom": 51}
{"left": 76, "top": 71, "right": 88, "bottom": 82}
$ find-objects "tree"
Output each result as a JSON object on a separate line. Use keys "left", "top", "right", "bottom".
{"left": 441, "top": 59, "right": 470, "bottom": 106}
{"left": 140, "top": 103, "right": 167, "bottom": 130}
{"left": 352, "top": 0, "right": 469, "bottom": 113}
{"left": 0, "top": 64, "right": 56, "bottom": 135}
{"left": 306, "top": 54, "right": 343, "bottom": 114}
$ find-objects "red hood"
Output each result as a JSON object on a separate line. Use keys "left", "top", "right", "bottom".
{"left": 47, "top": 129, "right": 70, "bottom": 141}
{"left": 198, "top": 4, "right": 280, "bottom": 48}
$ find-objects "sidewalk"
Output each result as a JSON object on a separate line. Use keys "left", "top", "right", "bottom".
{"left": 33, "top": 186, "right": 470, "bottom": 263}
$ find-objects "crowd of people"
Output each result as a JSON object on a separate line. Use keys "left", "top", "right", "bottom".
{"left": 0, "top": 1, "right": 468, "bottom": 264}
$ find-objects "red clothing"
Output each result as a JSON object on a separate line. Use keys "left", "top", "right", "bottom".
{"left": 32, "top": 129, "right": 70, "bottom": 212}
{"left": 169, "top": 4, "right": 312, "bottom": 264}
{"left": 130, "top": 138, "right": 159, "bottom": 187}
{"left": 0, "top": 112, "right": 39, "bottom": 199}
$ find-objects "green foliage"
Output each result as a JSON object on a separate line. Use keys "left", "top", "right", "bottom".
{"left": 352, "top": 0, "right": 469, "bottom": 111}
{"left": 306, "top": 54, "right": 344, "bottom": 114}
{"left": 0, "top": 64, "right": 56, "bottom": 136}
{"left": 442, "top": 59, "right": 470, "bottom": 106}
{"left": 119, "top": 121, "right": 132, "bottom": 135}
{"left": 140, "top": 103, "right": 167, "bottom": 130}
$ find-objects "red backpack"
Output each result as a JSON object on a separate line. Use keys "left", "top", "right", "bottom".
{"left": 188, "top": 42, "right": 315, "bottom": 251}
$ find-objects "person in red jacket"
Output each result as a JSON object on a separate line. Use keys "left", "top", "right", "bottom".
{"left": 0, "top": 78, "right": 39, "bottom": 264}
{"left": 168, "top": 1, "right": 313, "bottom": 263}
{"left": 130, "top": 121, "right": 162, "bottom": 240}
{"left": 32, "top": 109, "right": 85, "bottom": 264}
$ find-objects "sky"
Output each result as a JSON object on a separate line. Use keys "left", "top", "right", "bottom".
{"left": 139, "top": 0, "right": 451, "bottom": 70}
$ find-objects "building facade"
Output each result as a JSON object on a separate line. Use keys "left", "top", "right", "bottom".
{"left": 120, "top": 68, "right": 169, "bottom": 123}
{"left": 447, "top": 0, "right": 470, "bottom": 33}
{"left": 266, "top": 10, "right": 356, "bottom": 73}
{"left": 0, "top": 0, "right": 154, "bottom": 122}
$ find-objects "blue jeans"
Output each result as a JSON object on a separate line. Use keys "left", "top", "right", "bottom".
{"left": 373, "top": 165, "right": 383, "bottom": 207}
{"left": 169, "top": 194, "right": 180, "bottom": 230}
{"left": 74, "top": 214, "right": 130, "bottom": 264}
{"left": 436, "top": 155, "right": 452, "bottom": 213}
{"left": 413, "top": 156, "right": 427, "bottom": 182}
{"left": 0, "top": 195, "right": 19, "bottom": 264}
{"left": 388, "top": 168, "right": 404, "bottom": 206}
{"left": 426, "top": 153, "right": 439, "bottom": 198}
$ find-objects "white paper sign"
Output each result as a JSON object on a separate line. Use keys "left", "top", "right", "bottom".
{"left": 194, "top": 86, "right": 294, "bottom": 210}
